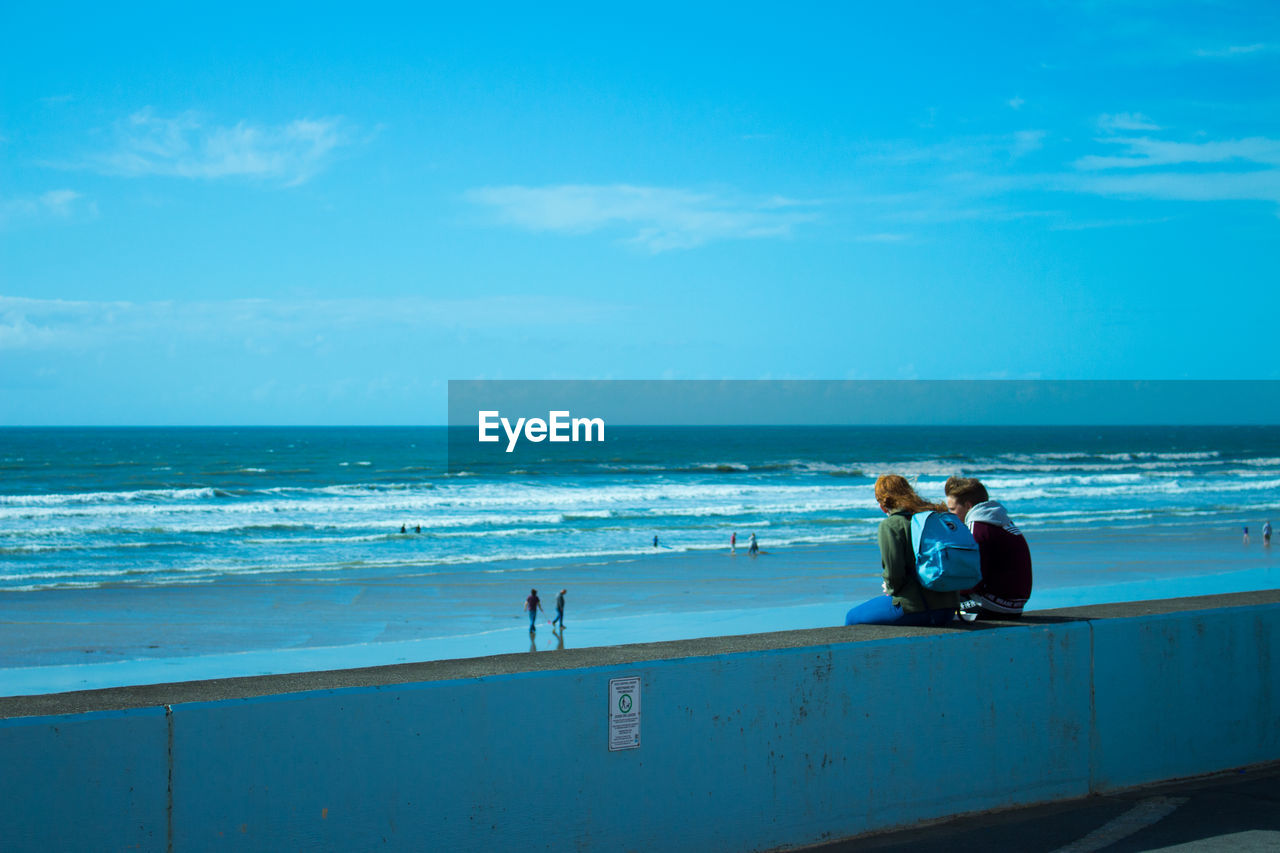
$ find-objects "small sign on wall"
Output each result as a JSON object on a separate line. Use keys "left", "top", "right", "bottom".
{"left": 608, "top": 676, "right": 641, "bottom": 751}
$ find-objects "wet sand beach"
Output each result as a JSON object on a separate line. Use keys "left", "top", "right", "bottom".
{"left": 2, "top": 523, "right": 1276, "bottom": 696}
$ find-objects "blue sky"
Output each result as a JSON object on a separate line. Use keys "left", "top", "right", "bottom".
{"left": 2, "top": 2, "right": 1278, "bottom": 424}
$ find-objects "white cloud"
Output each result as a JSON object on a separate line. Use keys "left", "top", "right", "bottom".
{"left": 1074, "top": 136, "right": 1280, "bottom": 170}
{"left": 0, "top": 295, "right": 625, "bottom": 351}
{"left": 87, "top": 109, "right": 354, "bottom": 185}
{"left": 1097, "top": 112, "right": 1162, "bottom": 132}
{"left": 1047, "top": 124, "right": 1280, "bottom": 206}
{"left": 38, "top": 189, "right": 82, "bottom": 216}
{"left": 1011, "top": 130, "right": 1047, "bottom": 157}
{"left": 0, "top": 189, "right": 93, "bottom": 226}
{"left": 464, "top": 184, "right": 819, "bottom": 251}
{"left": 864, "top": 131, "right": 1048, "bottom": 166}
{"left": 847, "top": 114, "right": 1280, "bottom": 224}
{"left": 1049, "top": 216, "right": 1174, "bottom": 231}
{"left": 1060, "top": 170, "right": 1280, "bottom": 203}
{"left": 0, "top": 312, "right": 61, "bottom": 349}
{"left": 1008, "top": 97, "right": 1025, "bottom": 110}
{"left": 855, "top": 233, "right": 910, "bottom": 243}
{"left": 1194, "top": 43, "right": 1269, "bottom": 58}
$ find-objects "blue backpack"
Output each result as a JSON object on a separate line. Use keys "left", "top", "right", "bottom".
{"left": 910, "top": 511, "right": 982, "bottom": 591}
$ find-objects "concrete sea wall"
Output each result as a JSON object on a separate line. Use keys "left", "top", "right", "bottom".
{"left": 2, "top": 590, "right": 1277, "bottom": 852}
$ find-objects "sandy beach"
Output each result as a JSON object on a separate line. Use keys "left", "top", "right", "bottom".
{"left": 3, "top": 522, "right": 1276, "bottom": 696}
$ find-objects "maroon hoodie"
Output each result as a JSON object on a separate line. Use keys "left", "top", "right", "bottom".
{"left": 966, "top": 500, "right": 1032, "bottom": 614}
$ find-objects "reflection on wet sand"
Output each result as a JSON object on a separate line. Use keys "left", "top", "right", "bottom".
{"left": 526, "top": 627, "right": 567, "bottom": 653}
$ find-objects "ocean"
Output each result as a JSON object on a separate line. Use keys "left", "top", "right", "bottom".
{"left": 2, "top": 425, "right": 1278, "bottom": 691}
{"left": 3, "top": 425, "right": 1278, "bottom": 592}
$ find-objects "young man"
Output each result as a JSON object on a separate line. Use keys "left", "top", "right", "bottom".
{"left": 551, "top": 588, "right": 567, "bottom": 629}
{"left": 944, "top": 476, "right": 1032, "bottom": 619}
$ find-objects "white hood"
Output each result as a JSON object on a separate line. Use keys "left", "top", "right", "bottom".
{"left": 965, "top": 500, "right": 1022, "bottom": 536}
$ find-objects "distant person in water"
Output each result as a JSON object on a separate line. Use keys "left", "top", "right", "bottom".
{"left": 400, "top": 524, "right": 406, "bottom": 534}
{"left": 845, "top": 475, "right": 958, "bottom": 627}
{"left": 524, "top": 588, "right": 542, "bottom": 632}
{"left": 945, "top": 476, "right": 1032, "bottom": 620}
{"left": 731, "top": 532, "right": 737, "bottom": 553}
{"left": 1243, "top": 525, "right": 1250, "bottom": 545}
{"left": 415, "top": 525, "right": 421, "bottom": 534}
{"left": 1264, "top": 521, "right": 1272, "bottom": 547}
{"left": 551, "top": 589, "right": 566, "bottom": 629}
{"left": 653, "top": 535, "right": 659, "bottom": 547}
{"left": 748, "top": 533, "right": 758, "bottom": 556}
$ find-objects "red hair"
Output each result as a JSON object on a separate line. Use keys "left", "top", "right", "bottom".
{"left": 874, "top": 474, "right": 944, "bottom": 514}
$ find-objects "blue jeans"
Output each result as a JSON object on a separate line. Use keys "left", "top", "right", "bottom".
{"left": 552, "top": 609, "right": 563, "bottom": 627}
{"left": 528, "top": 610, "right": 538, "bottom": 630}
{"left": 845, "top": 595, "right": 955, "bottom": 627}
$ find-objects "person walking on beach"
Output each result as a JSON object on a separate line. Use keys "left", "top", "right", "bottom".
{"left": 551, "top": 588, "right": 566, "bottom": 630}
{"left": 1264, "top": 521, "right": 1273, "bottom": 547}
{"left": 524, "top": 588, "right": 543, "bottom": 632}
{"left": 845, "top": 475, "right": 958, "bottom": 627}
{"left": 945, "top": 476, "right": 1032, "bottom": 620}
{"left": 748, "top": 533, "right": 758, "bottom": 556}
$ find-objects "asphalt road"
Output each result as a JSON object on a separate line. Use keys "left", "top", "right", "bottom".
{"left": 798, "top": 762, "right": 1280, "bottom": 853}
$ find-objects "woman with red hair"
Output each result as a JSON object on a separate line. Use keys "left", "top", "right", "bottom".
{"left": 845, "top": 474, "right": 959, "bottom": 626}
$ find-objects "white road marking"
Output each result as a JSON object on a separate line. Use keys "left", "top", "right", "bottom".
{"left": 1050, "top": 796, "right": 1189, "bottom": 853}
{"left": 1142, "top": 829, "right": 1280, "bottom": 851}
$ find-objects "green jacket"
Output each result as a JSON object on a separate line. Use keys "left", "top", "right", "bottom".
{"left": 879, "top": 510, "right": 961, "bottom": 613}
